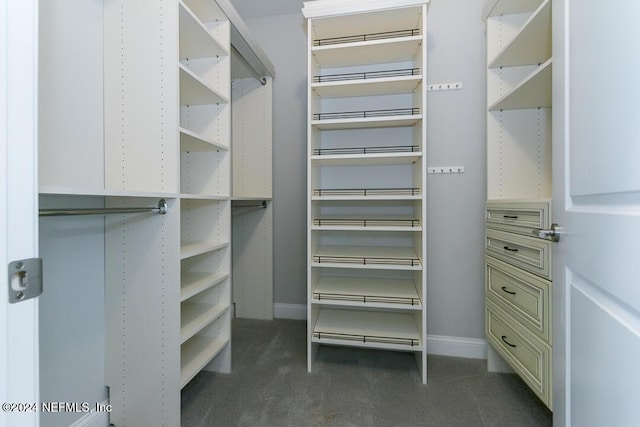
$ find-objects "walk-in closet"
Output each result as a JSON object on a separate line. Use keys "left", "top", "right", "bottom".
{"left": 3, "top": 0, "right": 640, "bottom": 426}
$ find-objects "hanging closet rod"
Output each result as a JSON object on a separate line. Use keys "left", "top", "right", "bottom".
{"left": 39, "top": 199, "right": 168, "bottom": 217}
{"left": 216, "top": 0, "right": 275, "bottom": 83}
{"left": 232, "top": 200, "right": 267, "bottom": 209}
{"left": 231, "top": 45, "right": 267, "bottom": 85}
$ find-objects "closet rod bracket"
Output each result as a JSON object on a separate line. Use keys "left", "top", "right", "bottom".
{"left": 157, "top": 199, "right": 168, "bottom": 215}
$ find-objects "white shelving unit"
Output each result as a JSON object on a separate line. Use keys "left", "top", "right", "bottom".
{"left": 38, "top": 0, "right": 183, "bottom": 425}
{"left": 483, "top": 0, "right": 553, "bottom": 409}
{"left": 37, "top": 0, "right": 273, "bottom": 424}
{"left": 178, "top": 0, "right": 232, "bottom": 392}
{"left": 303, "top": 0, "right": 429, "bottom": 384}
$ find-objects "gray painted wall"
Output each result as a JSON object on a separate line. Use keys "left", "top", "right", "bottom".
{"left": 243, "top": 12, "right": 309, "bottom": 306}
{"left": 242, "top": 0, "right": 487, "bottom": 340}
{"left": 424, "top": 0, "right": 486, "bottom": 340}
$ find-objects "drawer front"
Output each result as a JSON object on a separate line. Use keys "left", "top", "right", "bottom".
{"left": 486, "top": 300, "right": 552, "bottom": 408}
{"left": 485, "top": 200, "right": 550, "bottom": 236}
{"left": 485, "top": 229, "right": 551, "bottom": 279}
{"left": 486, "top": 256, "right": 551, "bottom": 342}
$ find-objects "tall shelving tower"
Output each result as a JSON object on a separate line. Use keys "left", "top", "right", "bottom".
{"left": 482, "top": 0, "right": 553, "bottom": 408}
{"left": 303, "top": 0, "right": 429, "bottom": 383}
{"left": 178, "top": 0, "right": 233, "bottom": 389}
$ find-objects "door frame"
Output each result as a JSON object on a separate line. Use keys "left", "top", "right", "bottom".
{"left": 553, "top": 1, "right": 640, "bottom": 425}
{"left": 1, "top": 0, "right": 40, "bottom": 426}
{"left": 552, "top": 0, "right": 568, "bottom": 423}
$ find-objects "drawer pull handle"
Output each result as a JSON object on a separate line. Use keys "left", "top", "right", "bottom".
{"left": 503, "top": 246, "right": 518, "bottom": 252}
{"left": 503, "top": 215, "right": 519, "bottom": 219}
{"left": 501, "top": 335, "right": 517, "bottom": 348}
{"left": 501, "top": 286, "right": 516, "bottom": 295}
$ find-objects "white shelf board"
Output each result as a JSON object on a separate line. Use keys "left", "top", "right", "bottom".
{"left": 311, "top": 215, "right": 422, "bottom": 232}
{"left": 180, "top": 302, "right": 228, "bottom": 344}
{"left": 312, "top": 75, "right": 422, "bottom": 98}
{"left": 38, "top": 186, "right": 178, "bottom": 199}
{"left": 312, "top": 36, "right": 422, "bottom": 68}
{"left": 483, "top": 0, "right": 544, "bottom": 19}
{"left": 183, "top": 0, "right": 224, "bottom": 22}
{"left": 311, "top": 152, "right": 422, "bottom": 166}
{"left": 180, "top": 127, "right": 228, "bottom": 152}
{"left": 313, "top": 245, "right": 422, "bottom": 270}
{"left": 304, "top": 1, "right": 427, "bottom": 26}
{"left": 180, "top": 335, "right": 228, "bottom": 388}
{"left": 312, "top": 114, "right": 422, "bottom": 130}
{"left": 312, "top": 194, "right": 421, "bottom": 201}
{"left": 181, "top": 271, "right": 229, "bottom": 302}
{"left": 179, "top": 2, "right": 227, "bottom": 60}
{"left": 179, "top": 64, "right": 229, "bottom": 106}
{"left": 180, "top": 240, "right": 229, "bottom": 259}
{"left": 231, "top": 196, "right": 273, "bottom": 201}
{"left": 311, "top": 225, "right": 421, "bottom": 232}
{"left": 489, "top": 58, "right": 552, "bottom": 111}
{"left": 489, "top": 0, "right": 551, "bottom": 68}
{"left": 179, "top": 193, "right": 229, "bottom": 200}
{"left": 312, "top": 308, "right": 422, "bottom": 351}
{"left": 39, "top": 187, "right": 106, "bottom": 197}
{"left": 312, "top": 277, "right": 422, "bottom": 310}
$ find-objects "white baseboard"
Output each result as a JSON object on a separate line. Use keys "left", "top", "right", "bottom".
{"left": 273, "top": 303, "right": 306, "bottom": 320}
{"left": 426, "top": 334, "right": 487, "bottom": 359}
{"left": 273, "top": 303, "right": 487, "bottom": 360}
{"left": 69, "top": 400, "right": 110, "bottom": 427}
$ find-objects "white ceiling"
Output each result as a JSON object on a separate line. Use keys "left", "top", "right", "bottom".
{"left": 229, "top": 0, "right": 308, "bottom": 18}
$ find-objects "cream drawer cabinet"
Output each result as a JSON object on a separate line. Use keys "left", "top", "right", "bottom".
{"left": 483, "top": 0, "right": 553, "bottom": 410}
{"left": 486, "top": 256, "right": 550, "bottom": 342}
{"left": 485, "top": 228, "right": 552, "bottom": 279}
{"left": 485, "top": 200, "right": 550, "bottom": 236}
{"left": 485, "top": 200, "right": 553, "bottom": 409}
{"left": 486, "top": 299, "right": 551, "bottom": 403}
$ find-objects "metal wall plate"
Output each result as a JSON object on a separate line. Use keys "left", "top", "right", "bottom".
{"left": 8, "top": 258, "right": 43, "bottom": 303}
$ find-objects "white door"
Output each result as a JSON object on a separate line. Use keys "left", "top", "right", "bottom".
{"left": 0, "top": 0, "right": 40, "bottom": 426}
{"left": 553, "top": 1, "right": 640, "bottom": 425}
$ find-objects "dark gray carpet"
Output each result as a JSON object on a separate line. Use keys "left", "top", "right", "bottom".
{"left": 181, "top": 318, "right": 552, "bottom": 426}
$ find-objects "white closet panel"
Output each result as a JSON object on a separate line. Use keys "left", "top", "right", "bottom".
{"left": 231, "top": 75, "right": 273, "bottom": 320}
{"left": 105, "top": 197, "right": 181, "bottom": 426}
{"left": 232, "top": 78, "right": 273, "bottom": 199}
{"left": 38, "top": 0, "right": 104, "bottom": 192}
{"left": 103, "top": 0, "right": 179, "bottom": 194}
